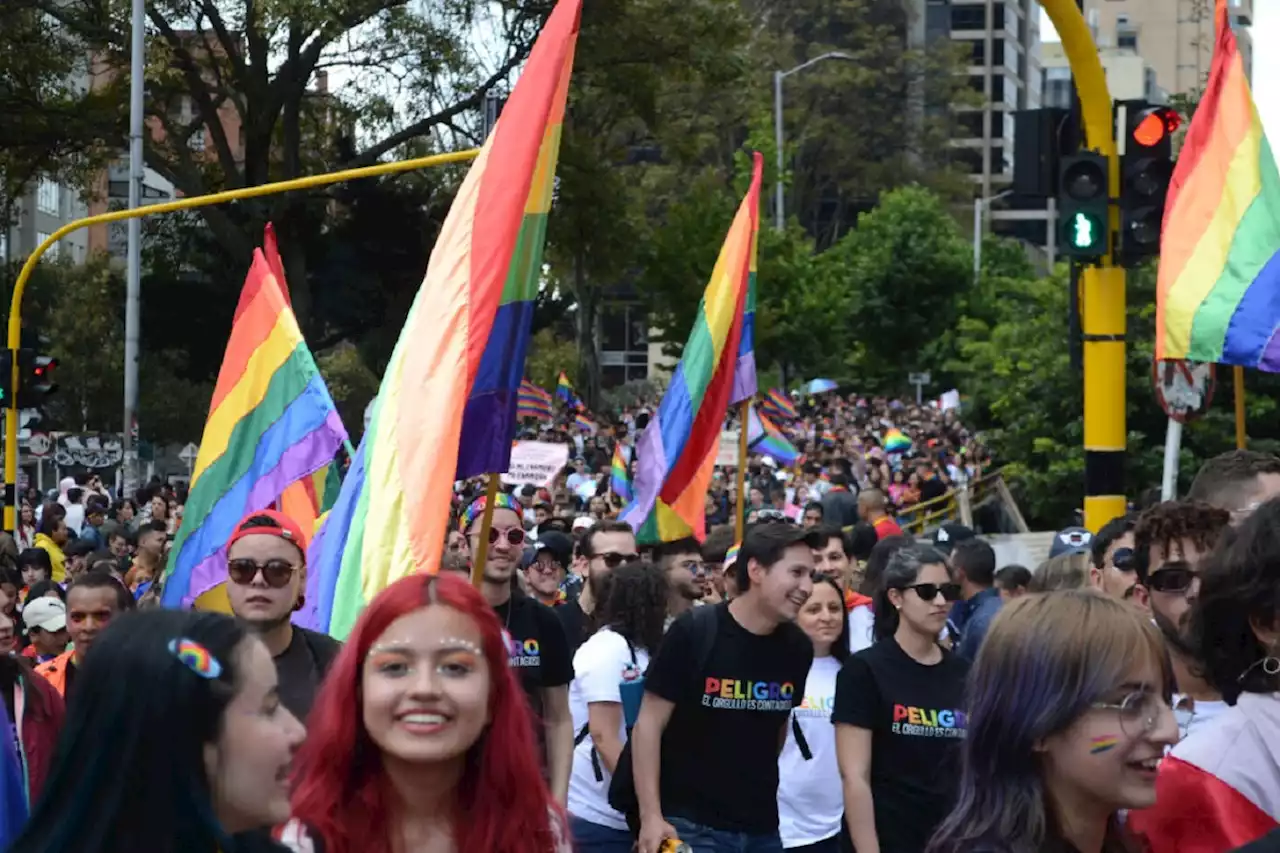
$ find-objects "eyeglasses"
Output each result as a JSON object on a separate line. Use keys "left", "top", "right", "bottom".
{"left": 228, "top": 558, "right": 298, "bottom": 589}
{"left": 594, "top": 551, "right": 638, "bottom": 568}
{"left": 903, "top": 582, "right": 962, "bottom": 602}
{"left": 486, "top": 527, "right": 526, "bottom": 547}
{"left": 1147, "top": 561, "right": 1196, "bottom": 594}
{"left": 529, "top": 559, "right": 563, "bottom": 574}
{"left": 1111, "top": 547, "right": 1136, "bottom": 572}
{"left": 1093, "top": 689, "right": 1170, "bottom": 738}
{"left": 755, "top": 509, "right": 790, "bottom": 523}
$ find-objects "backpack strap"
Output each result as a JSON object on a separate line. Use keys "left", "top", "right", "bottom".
{"left": 792, "top": 713, "right": 813, "bottom": 761}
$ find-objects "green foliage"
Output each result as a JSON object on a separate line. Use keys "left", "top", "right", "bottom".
{"left": 315, "top": 344, "right": 379, "bottom": 443}
{"left": 525, "top": 328, "right": 578, "bottom": 392}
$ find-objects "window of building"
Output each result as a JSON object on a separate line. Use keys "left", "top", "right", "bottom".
{"left": 37, "top": 179, "right": 60, "bottom": 216}
{"left": 1118, "top": 33, "right": 1138, "bottom": 50}
{"left": 952, "top": 147, "right": 985, "bottom": 175}
{"left": 1116, "top": 14, "right": 1130, "bottom": 25}
{"left": 36, "top": 232, "right": 59, "bottom": 259}
{"left": 957, "top": 112, "right": 985, "bottom": 138}
{"left": 951, "top": 6, "right": 986, "bottom": 30}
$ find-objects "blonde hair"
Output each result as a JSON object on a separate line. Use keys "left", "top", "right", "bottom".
{"left": 927, "top": 590, "right": 1167, "bottom": 853}
{"left": 1028, "top": 552, "right": 1091, "bottom": 593}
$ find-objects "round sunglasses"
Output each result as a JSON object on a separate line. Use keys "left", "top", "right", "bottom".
{"left": 228, "top": 558, "right": 298, "bottom": 589}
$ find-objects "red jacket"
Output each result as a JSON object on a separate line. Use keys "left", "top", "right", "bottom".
{"left": 14, "top": 670, "right": 64, "bottom": 804}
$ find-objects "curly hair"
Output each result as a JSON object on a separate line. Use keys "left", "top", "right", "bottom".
{"left": 591, "top": 561, "right": 668, "bottom": 655}
{"left": 1132, "top": 500, "right": 1230, "bottom": 582}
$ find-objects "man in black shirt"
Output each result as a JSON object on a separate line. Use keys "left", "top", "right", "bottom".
{"left": 557, "top": 519, "right": 638, "bottom": 655}
{"left": 632, "top": 523, "right": 820, "bottom": 853}
{"left": 465, "top": 492, "right": 574, "bottom": 804}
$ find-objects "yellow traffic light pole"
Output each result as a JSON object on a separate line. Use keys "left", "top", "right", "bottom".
{"left": 1042, "top": 0, "right": 1126, "bottom": 533}
{"left": 4, "top": 148, "right": 480, "bottom": 532}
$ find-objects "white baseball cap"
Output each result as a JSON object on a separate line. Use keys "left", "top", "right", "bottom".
{"left": 22, "top": 597, "right": 67, "bottom": 633}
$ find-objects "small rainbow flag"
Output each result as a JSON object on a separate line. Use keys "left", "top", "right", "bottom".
{"left": 517, "top": 379, "right": 553, "bottom": 420}
{"left": 883, "top": 428, "right": 912, "bottom": 453}
{"left": 162, "top": 232, "right": 348, "bottom": 608}
{"left": 610, "top": 443, "right": 632, "bottom": 502}
{"left": 556, "top": 371, "right": 582, "bottom": 410}
{"left": 621, "top": 153, "right": 763, "bottom": 543}
{"left": 746, "top": 405, "right": 799, "bottom": 466}
{"left": 301, "top": 0, "right": 582, "bottom": 638}
{"left": 574, "top": 413, "right": 596, "bottom": 433}
{"left": 1156, "top": 0, "right": 1280, "bottom": 368}
{"left": 760, "top": 388, "right": 798, "bottom": 421}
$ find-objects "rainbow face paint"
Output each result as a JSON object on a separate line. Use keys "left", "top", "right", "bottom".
{"left": 1089, "top": 735, "right": 1119, "bottom": 754}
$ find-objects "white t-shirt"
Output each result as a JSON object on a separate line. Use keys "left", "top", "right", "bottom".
{"left": 778, "top": 655, "right": 843, "bottom": 847}
{"left": 848, "top": 605, "right": 874, "bottom": 654}
{"left": 567, "top": 627, "right": 651, "bottom": 831}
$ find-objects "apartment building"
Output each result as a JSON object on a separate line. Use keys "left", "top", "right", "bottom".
{"left": 1040, "top": 42, "right": 1165, "bottom": 108}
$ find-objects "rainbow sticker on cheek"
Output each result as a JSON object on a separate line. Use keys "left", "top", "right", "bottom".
{"left": 1089, "top": 735, "right": 1119, "bottom": 754}
{"left": 168, "top": 638, "right": 223, "bottom": 679}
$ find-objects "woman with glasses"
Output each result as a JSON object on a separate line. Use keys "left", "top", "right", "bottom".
{"left": 834, "top": 545, "right": 968, "bottom": 853}
{"left": 926, "top": 590, "right": 1177, "bottom": 853}
{"left": 778, "top": 574, "right": 849, "bottom": 852}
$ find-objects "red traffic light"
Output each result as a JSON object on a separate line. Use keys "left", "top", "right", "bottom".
{"left": 1132, "top": 108, "right": 1182, "bottom": 148}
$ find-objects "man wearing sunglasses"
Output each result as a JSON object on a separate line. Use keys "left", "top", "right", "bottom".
{"left": 224, "top": 510, "right": 341, "bottom": 724}
{"left": 465, "top": 493, "right": 574, "bottom": 804}
{"left": 1089, "top": 513, "right": 1139, "bottom": 601}
{"left": 1132, "top": 500, "right": 1231, "bottom": 738}
{"left": 558, "top": 520, "right": 638, "bottom": 655}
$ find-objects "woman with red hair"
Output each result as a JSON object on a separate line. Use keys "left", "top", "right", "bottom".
{"left": 279, "top": 572, "right": 569, "bottom": 853}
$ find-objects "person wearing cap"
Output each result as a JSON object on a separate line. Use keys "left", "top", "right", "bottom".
{"left": 1048, "top": 526, "right": 1094, "bottom": 560}
{"left": 22, "top": 598, "right": 70, "bottom": 664}
{"left": 527, "top": 531, "right": 574, "bottom": 608}
{"left": 224, "top": 510, "right": 340, "bottom": 725}
{"left": 464, "top": 493, "right": 574, "bottom": 805}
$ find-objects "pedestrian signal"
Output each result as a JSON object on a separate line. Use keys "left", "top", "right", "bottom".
{"left": 1058, "top": 152, "right": 1109, "bottom": 261}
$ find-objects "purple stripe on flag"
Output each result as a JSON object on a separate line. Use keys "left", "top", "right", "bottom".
{"left": 1261, "top": 325, "right": 1280, "bottom": 372}
{"left": 731, "top": 354, "right": 757, "bottom": 405}
{"left": 619, "top": 412, "right": 670, "bottom": 531}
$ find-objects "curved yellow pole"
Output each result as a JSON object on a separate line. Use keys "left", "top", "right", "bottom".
{"left": 1041, "top": 0, "right": 1126, "bottom": 533}
{"left": 5, "top": 148, "right": 480, "bottom": 530}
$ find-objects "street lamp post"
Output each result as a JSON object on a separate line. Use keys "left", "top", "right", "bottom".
{"left": 773, "top": 52, "right": 857, "bottom": 231}
{"left": 972, "top": 189, "right": 1012, "bottom": 284}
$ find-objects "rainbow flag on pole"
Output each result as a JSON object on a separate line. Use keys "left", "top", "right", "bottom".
{"left": 1156, "top": 0, "right": 1280, "bottom": 368}
{"left": 556, "top": 370, "right": 582, "bottom": 409}
{"left": 301, "top": 0, "right": 582, "bottom": 638}
{"left": 620, "top": 152, "right": 763, "bottom": 543}
{"left": 760, "top": 388, "right": 798, "bottom": 421}
{"left": 161, "top": 244, "right": 348, "bottom": 608}
{"left": 517, "top": 379, "right": 553, "bottom": 420}
{"left": 610, "top": 443, "right": 632, "bottom": 502}
{"left": 731, "top": 225, "right": 759, "bottom": 403}
{"left": 746, "top": 405, "right": 799, "bottom": 466}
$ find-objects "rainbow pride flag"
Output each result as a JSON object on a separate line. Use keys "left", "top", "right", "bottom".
{"left": 760, "top": 388, "right": 798, "bottom": 421}
{"left": 574, "top": 412, "right": 596, "bottom": 433}
{"left": 1156, "top": 0, "right": 1280, "bottom": 368}
{"left": 731, "top": 226, "right": 759, "bottom": 403}
{"left": 161, "top": 243, "right": 348, "bottom": 608}
{"left": 301, "top": 0, "right": 582, "bottom": 638}
{"left": 556, "top": 370, "right": 582, "bottom": 409}
{"left": 621, "top": 153, "right": 763, "bottom": 543}
{"left": 883, "top": 428, "right": 912, "bottom": 453}
{"left": 610, "top": 443, "right": 632, "bottom": 502}
{"left": 746, "top": 405, "right": 799, "bottom": 466}
{"left": 517, "top": 379, "right": 553, "bottom": 420}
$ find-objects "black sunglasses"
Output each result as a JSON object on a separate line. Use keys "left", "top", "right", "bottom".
{"left": 902, "top": 582, "right": 963, "bottom": 602}
{"left": 228, "top": 558, "right": 298, "bottom": 589}
{"left": 596, "top": 551, "right": 638, "bottom": 568}
{"left": 1148, "top": 562, "right": 1196, "bottom": 594}
{"left": 1111, "top": 547, "right": 1136, "bottom": 572}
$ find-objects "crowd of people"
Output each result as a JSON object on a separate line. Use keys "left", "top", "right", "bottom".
{"left": 2, "top": 390, "right": 1280, "bottom": 853}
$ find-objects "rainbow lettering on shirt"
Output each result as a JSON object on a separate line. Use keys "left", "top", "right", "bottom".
{"left": 700, "top": 677, "right": 796, "bottom": 711}
{"left": 794, "top": 693, "right": 836, "bottom": 718}
{"left": 890, "top": 704, "right": 967, "bottom": 738}
{"left": 502, "top": 630, "right": 541, "bottom": 668}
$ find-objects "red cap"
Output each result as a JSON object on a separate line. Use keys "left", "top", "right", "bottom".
{"left": 226, "top": 509, "right": 308, "bottom": 559}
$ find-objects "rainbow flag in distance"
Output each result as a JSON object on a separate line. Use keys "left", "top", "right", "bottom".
{"left": 574, "top": 412, "right": 596, "bottom": 433}
{"left": 556, "top": 370, "right": 582, "bottom": 409}
{"left": 1156, "top": 0, "right": 1280, "bottom": 368}
{"left": 883, "top": 428, "right": 912, "bottom": 453}
{"left": 621, "top": 152, "right": 763, "bottom": 543}
{"left": 610, "top": 443, "right": 632, "bottom": 502}
{"left": 301, "top": 0, "right": 582, "bottom": 638}
{"left": 517, "top": 379, "right": 553, "bottom": 419}
{"left": 162, "top": 241, "right": 348, "bottom": 608}
{"left": 760, "top": 388, "right": 798, "bottom": 421}
{"left": 746, "top": 405, "right": 799, "bottom": 466}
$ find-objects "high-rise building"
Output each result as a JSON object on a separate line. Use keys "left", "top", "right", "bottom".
{"left": 1041, "top": 42, "right": 1165, "bottom": 108}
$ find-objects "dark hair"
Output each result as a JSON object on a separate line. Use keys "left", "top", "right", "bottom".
{"left": 849, "top": 522, "right": 879, "bottom": 562}
{"left": 1132, "top": 500, "right": 1230, "bottom": 583}
{"left": 812, "top": 524, "right": 852, "bottom": 558}
{"left": 67, "top": 571, "right": 135, "bottom": 613}
{"left": 592, "top": 561, "right": 668, "bottom": 655}
{"left": 581, "top": 520, "right": 635, "bottom": 558}
{"left": 701, "top": 525, "right": 736, "bottom": 564}
{"left": 24, "top": 579, "right": 65, "bottom": 605}
{"left": 1091, "top": 513, "right": 1136, "bottom": 570}
{"left": 735, "top": 523, "right": 823, "bottom": 592}
{"left": 802, "top": 501, "right": 824, "bottom": 519}
{"left": 1187, "top": 449, "right": 1280, "bottom": 512}
{"left": 36, "top": 507, "right": 65, "bottom": 537}
{"left": 86, "top": 496, "right": 110, "bottom": 515}
{"left": 650, "top": 537, "right": 701, "bottom": 567}
{"left": 66, "top": 488, "right": 84, "bottom": 505}
{"left": 1191, "top": 497, "right": 1280, "bottom": 703}
{"left": 17, "top": 548, "right": 53, "bottom": 576}
{"left": 809, "top": 574, "right": 851, "bottom": 664}
{"left": 859, "top": 534, "right": 915, "bottom": 597}
{"left": 139, "top": 520, "right": 169, "bottom": 537}
{"left": 994, "top": 564, "right": 1032, "bottom": 593}
{"left": 9, "top": 609, "right": 249, "bottom": 853}
{"left": 951, "top": 539, "right": 996, "bottom": 587}
{"left": 65, "top": 539, "right": 97, "bottom": 559}
{"left": 873, "top": 545, "right": 950, "bottom": 641}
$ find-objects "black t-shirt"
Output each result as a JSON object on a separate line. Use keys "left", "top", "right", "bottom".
{"left": 832, "top": 638, "right": 969, "bottom": 853}
{"left": 645, "top": 602, "right": 813, "bottom": 835}
{"left": 493, "top": 592, "right": 573, "bottom": 722}
{"left": 557, "top": 597, "right": 589, "bottom": 657}
{"left": 275, "top": 626, "right": 341, "bottom": 725}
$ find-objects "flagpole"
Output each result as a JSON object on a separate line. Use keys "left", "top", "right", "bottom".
{"left": 1234, "top": 365, "right": 1247, "bottom": 449}
{"left": 736, "top": 401, "right": 749, "bottom": 541}
{"left": 470, "top": 475, "right": 501, "bottom": 588}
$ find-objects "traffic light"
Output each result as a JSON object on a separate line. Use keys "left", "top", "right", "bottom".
{"left": 1057, "top": 151, "right": 1110, "bottom": 261}
{"left": 1118, "top": 101, "right": 1180, "bottom": 266}
{"left": 15, "top": 347, "right": 58, "bottom": 410}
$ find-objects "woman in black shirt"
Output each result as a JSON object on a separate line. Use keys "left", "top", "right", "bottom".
{"left": 834, "top": 544, "right": 968, "bottom": 853}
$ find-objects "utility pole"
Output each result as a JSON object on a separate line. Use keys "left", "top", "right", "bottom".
{"left": 122, "top": 0, "right": 145, "bottom": 499}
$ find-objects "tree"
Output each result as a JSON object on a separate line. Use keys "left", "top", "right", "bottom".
{"left": 524, "top": 327, "right": 577, "bottom": 391}
{"left": 316, "top": 343, "right": 379, "bottom": 442}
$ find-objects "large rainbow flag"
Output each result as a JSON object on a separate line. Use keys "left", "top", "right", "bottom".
{"left": 1156, "top": 0, "right": 1280, "bottom": 368}
{"left": 620, "top": 153, "right": 763, "bottom": 543}
{"left": 161, "top": 242, "right": 348, "bottom": 608}
{"left": 301, "top": 0, "right": 582, "bottom": 638}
